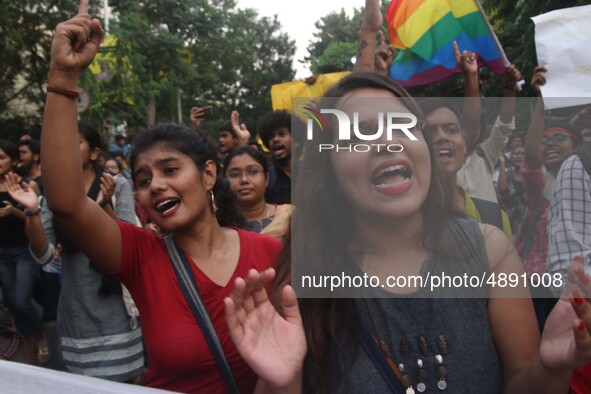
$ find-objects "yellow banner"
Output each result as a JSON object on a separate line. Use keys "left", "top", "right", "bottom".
{"left": 271, "top": 72, "right": 350, "bottom": 113}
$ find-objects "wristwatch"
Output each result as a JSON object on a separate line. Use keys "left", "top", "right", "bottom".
{"left": 24, "top": 206, "right": 41, "bottom": 216}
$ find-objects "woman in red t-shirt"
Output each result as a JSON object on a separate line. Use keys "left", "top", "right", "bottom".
{"left": 40, "top": 2, "right": 281, "bottom": 392}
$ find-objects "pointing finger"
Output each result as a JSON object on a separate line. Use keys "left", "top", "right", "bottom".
{"left": 377, "top": 30, "right": 385, "bottom": 45}
{"left": 453, "top": 41, "right": 461, "bottom": 62}
{"left": 78, "top": 0, "right": 89, "bottom": 15}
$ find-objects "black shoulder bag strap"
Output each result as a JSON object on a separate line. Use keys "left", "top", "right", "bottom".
{"left": 471, "top": 197, "right": 504, "bottom": 231}
{"left": 164, "top": 235, "right": 240, "bottom": 394}
{"left": 350, "top": 310, "right": 405, "bottom": 394}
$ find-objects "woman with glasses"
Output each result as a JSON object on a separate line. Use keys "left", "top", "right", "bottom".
{"left": 223, "top": 146, "right": 291, "bottom": 239}
{"left": 103, "top": 158, "right": 123, "bottom": 176}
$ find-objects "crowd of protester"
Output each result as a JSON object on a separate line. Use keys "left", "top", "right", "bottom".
{"left": 1, "top": 0, "right": 591, "bottom": 392}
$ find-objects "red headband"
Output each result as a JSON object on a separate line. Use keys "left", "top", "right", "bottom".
{"left": 543, "top": 127, "right": 581, "bottom": 142}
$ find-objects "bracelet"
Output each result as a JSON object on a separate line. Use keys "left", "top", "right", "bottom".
{"left": 24, "top": 207, "right": 41, "bottom": 217}
{"left": 46, "top": 85, "right": 79, "bottom": 99}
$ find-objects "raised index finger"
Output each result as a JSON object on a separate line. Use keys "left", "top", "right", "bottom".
{"left": 377, "top": 30, "right": 385, "bottom": 45}
{"left": 453, "top": 41, "right": 461, "bottom": 63}
{"left": 78, "top": 0, "right": 89, "bottom": 15}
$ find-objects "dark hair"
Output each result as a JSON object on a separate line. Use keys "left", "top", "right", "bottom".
{"left": 219, "top": 122, "right": 237, "bottom": 138}
{"left": 115, "top": 134, "right": 125, "bottom": 141}
{"left": 419, "top": 97, "right": 462, "bottom": 122}
{"left": 258, "top": 110, "right": 292, "bottom": 149}
{"left": 78, "top": 121, "right": 103, "bottom": 173}
{"left": 112, "top": 151, "right": 124, "bottom": 159}
{"left": 79, "top": 121, "right": 103, "bottom": 151}
{"left": 278, "top": 72, "right": 458, "bottom": 392}
{"left": 19, "top": 139, "right": 41, "bottom": 157}
{"left": 0, "top": 139, "right": 18, "bottom": 162}
{"left": 222, "top": 145, "right": 269, "bottom": 177}
{"left": 130, "top": 123, "right": 245, "bottom": 228}
{"left": 248, "top": 139, "right": 262, "bottom": 151}
{"left": 509, "top": 133, "right": 525, "bottom": 143}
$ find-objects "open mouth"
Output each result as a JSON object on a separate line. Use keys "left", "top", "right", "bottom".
{"left": 544, "top": 147, "right": 559, "bottom": 158}
{"left": 437, "top": 148, "right": 453, "bottom": 159}
{"left": 272, "top": 143, "right": 286, "bottom": 155}
{"left": 155, "top": 198, "right": 180, "bottom": 216}
{"left": 371, "top": 164, "right": 412, "bottom": 188}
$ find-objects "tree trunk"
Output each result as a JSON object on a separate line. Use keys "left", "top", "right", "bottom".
{"left": 147, "top": 95, "right": 156, "bottom": 127}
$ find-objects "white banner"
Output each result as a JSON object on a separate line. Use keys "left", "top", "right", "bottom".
{"left": 0, "top": 360, "right": 173, "bottom": 394}
{"left": 532, "top": 5, "right": 591, "bottom": 110}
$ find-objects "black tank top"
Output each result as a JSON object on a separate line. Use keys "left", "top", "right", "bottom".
{"left": 326, "top": 218, "right": 502, "bottom": 393}
{"left": 0, "top": 190, "right": 28, "bottom": 247}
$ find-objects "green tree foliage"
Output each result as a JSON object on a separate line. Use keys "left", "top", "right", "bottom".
{"left": 0, "top": 1, "right": 78, "bottom": 139}
{"left": 0, "top": 0, "right": 295, "bottom": 141}
{"left": 313, "top": 42, "right": 359, "bottom": 74}
{"left": 305, "top": 9, "right": 363, "bottom": 66}
{"left": 84, "top": 0, "right": 295, "bottom": 139}
{"left": 83, "top": 0, "right": 197, "bottom": 132}
{"left": 185, "top": 6, "right": 296, "bottom": 133}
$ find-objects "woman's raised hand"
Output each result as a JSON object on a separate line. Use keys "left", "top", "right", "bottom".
{"left": 49, "top": 0, "right": 104, "bottom": 82}
{"left": 531, "top": 66, "right": 548, "bottom": 94}
{"left": 540, "top": 257, "right": 591, "bottom": 371}
{"left": 231, "top": 110, "right": 251, "bottom": 146}
{"left": 224, "top": 268, "right": 306, "bottom": 392}
{"left": 361, "top": 0, "right": 383, "bottom": 33}
{"left": 375, "top": 31, "right": 394, "bottom": 76}
{"left": 4, "top": 172, "right": 38, "bottom": 211}
{"left": 97, "top": 173, "right": 116, "bottom": 208}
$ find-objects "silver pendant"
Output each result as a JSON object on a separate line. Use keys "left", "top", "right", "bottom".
{"left": 406, "top": 388, "right": 415, "bottom": 394}
{"left": 416, "top": 382, "right": 426, "bottom": 392}
{"left": 437, "top": 379, "right": 447, "bottom": 391}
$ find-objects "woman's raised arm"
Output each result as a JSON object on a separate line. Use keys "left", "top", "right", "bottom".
{"left": 41, "top": 0, "right": 121, "bottom": 272}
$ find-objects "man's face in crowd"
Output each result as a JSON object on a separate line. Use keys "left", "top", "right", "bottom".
{"left": 116, "top": 138, "right": 126, "bottom": 147}
{"left": 268, "top": 127, "right": 292, "bottom": 162}
{"left": 18, "top": 145, "right": 35, "bottom": 170}
{"left": 218, "top": 131, "right": 238, "bottom": 154}
{"left": 510, "top": 136, "right": 524, "bottom": 150}
{"left": 582, "top": 128, "right": 591, "bottom": 144}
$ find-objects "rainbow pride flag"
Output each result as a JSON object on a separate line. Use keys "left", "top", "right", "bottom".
{"left": 386, "top": 0, "right": 506, "bottom": 86}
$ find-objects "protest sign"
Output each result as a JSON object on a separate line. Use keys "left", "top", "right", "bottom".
{"left": 532, "top": 5, "right": 591, "bottom": 109}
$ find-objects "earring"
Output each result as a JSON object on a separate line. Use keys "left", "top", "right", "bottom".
{"left": 209, "top": 190, "right": 218, "bottom": 213}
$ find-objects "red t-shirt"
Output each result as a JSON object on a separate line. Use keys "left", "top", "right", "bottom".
{"left": 571, "top": 363, "right": 591, "bottom": 394}
{"left": 113, "top": 221, "right": 282, "bottom": 393}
